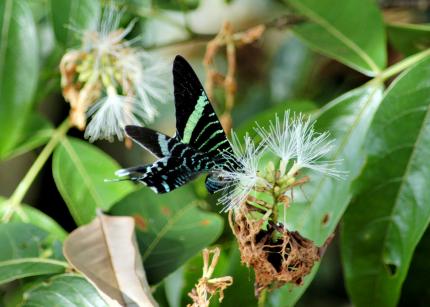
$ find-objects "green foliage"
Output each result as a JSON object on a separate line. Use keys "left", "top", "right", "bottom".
{"left": 0, "top": 0, "right": 38, "bottom": 159}
{"left": 341, "top": 57, "right": 430, "bottom": 307}
{"left": 21, "top": 274, "right": 106, "bottom": 306}
{"left": 110, "top": 187, "right": 224, "bottom": 284}
{"left": 52, "top": 137, "right": 134, "bottom": 225}
{"left": 288, "top": 0, "right": 386, "bottom": 76}
{"left": 1, "top": 0, "right": 430, "bottom": 305}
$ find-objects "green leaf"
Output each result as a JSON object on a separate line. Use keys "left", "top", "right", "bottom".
{"left": 281, "top": 83, "right": 383, "bottom": 301}
{"left": 341, "top": 57, "right": 430, "bottom": 306}
{"left": 52, "top": 137, "right": 134, "bottom": 225}
{"left": 1, "top": 114, "right": 53, "bottom": 161}
{"left": 0, "top": 223, "right": 48, "bottom": 260}
{"left": 50, "top": 0, "right": 100, "bottom": 47}
{"left": 22, "top": 274, "right": 107, "bottom": 306}
{"left": 110, "top": 187, "right": 224, "bottom": 284}
{"left": 0, "top": 0, "right": 38, "bottom": 158}
{"left": 387, "top": 23, "right": 430, "bottom": 56}
{"left": 0, "top": 197, "right": 67, "bottom": 241}
{"left": 0, "top": 258, "right": 67, "bottom": 285}
{"left": 288, "top": 0, "right": 386, "bottom": 76}
{"left": 152, "top": 0, "right": 199, "bottom": 11}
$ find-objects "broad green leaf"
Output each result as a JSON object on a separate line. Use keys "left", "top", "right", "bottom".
{"left": 0, "top": 258, "right": 67, "bottom": 285}
{"left": 52, "top": 137, "right": 134, "bottom": 225}
{"left": 0, "top": 197, "right": 67, "bottom": 241}
{"left": 341, "top": 57, "right": 430, "bottom": 306}
{"left": 110, "top": 187, "right": 224, "bottom": 284}
{"left": 288, "top": 0, "right": 386, "bottom": 76}
{"left": 0, "top": 0, "right": 38, "bottom": 158}
{"left": 0, "top": 114, "right": 53, "bottom": 161}
{"left": 280, "top": 83, "right": 383, "bottom": 301}
{"left": 152, "top": 0, "right": 199, "bottom": 11}
{"left": 387, "top": 23, "right": 430, "bottom": 56}
{"left": 50, "top": 0, "right": 100, "bottom": 47}
{"left": 22, "top": 274, "right": 107, "bottom": 306}
{"left": 0, "top": 223, "right": 48, "bottom": 260}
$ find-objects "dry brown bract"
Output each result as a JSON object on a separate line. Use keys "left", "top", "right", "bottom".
{"left": 188, "top": 248, "right": 233, "bottom": 307}
{"left": 229, "top": 202, "right": 321, "bottom": 296}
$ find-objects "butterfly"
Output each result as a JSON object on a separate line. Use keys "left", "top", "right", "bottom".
{"left": 116, "top": 55, "right": 239, "bottom": 194}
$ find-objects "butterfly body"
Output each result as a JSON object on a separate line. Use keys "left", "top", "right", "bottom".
{"left": 118, "top": 55, "right": 239, "bottom": 193}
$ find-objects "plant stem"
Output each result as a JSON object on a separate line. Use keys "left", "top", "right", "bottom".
{"left": 2, "top": 119, "right": 71, "bottom": 222}
{"left": 378, "top": 48, "right": 430, "bottom": 82}
{"left": 258, "top": 289, "right": 268, "bottom": 307}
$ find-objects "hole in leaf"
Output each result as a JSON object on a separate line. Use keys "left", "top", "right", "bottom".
{"left": 385, "top": 263, "right": 397, "bottom": 276}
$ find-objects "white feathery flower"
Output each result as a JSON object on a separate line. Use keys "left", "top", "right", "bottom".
{"left": 256, "top": 112, "right": 345, "bottom": 179}
{"left": 66, "top": 4, "right": 169, "bottom": 142}
{"left": 84, "top": 87, "right": 146, "bottom": 142}
{"left": 216, "top": 133, "right": 269, "bottom": 212}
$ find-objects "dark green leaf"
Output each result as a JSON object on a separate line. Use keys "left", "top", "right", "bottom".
{"left": 0, "top": 197, "right": 67, "bottom": 241}
{"left": 341, "top": 57, "right": 430, "bottom": 307}
{"left": 22, "top": 274, "right": 107, "bottom": 306}
{"left": 153, "top": 0, "right": 199, "bottom": 11}
{"left": 110, "top": 187, "right": 224, "bottom": 284}
{"left": 0, "top": 223, "right": 48, "bottom": 260}
{"left": 50, "top": 0, "right": 100, "bottom": 47}
{"left": 0, "top": 0, "right": 38, "bottom": 158}
{"left": 288, "top": 0, "right": 386, "bottom": 76}
{"left": 52, "top": 137, "right": 134, "bottom": 225}
{"left": 387, "top": 23, "right": 430, "bottom": 56}
{"left": 0, "top": 258, "right": 67, "bottom": 285}
{"left": 280, "top": 83, "right": 383, "bottom": 301}
{"left": 1, "top": 114, "right": 53, "bottom": 161}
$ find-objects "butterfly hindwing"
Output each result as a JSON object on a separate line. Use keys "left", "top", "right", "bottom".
{"left": 173, "top": 55, "right": 232, "bottom": 158}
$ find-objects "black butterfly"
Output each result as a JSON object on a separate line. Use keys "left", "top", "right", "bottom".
{"left": 116, "top": 55, "right": 239, "bottom": 193}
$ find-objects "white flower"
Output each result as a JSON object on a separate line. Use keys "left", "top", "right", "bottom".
{"left": 84, "top": 87, "right": 146, "bottom": 142}
{"left": 68, "top": 4, "right": 169, "bottom": 142}
{"left": 255, "top": 112, "right": 345, "bottom": 179}
{"left": 216, "top": 133, "right": 269, "bottom": 211}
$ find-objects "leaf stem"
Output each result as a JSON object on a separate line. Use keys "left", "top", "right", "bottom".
{"left": 2, "top": 118, "right": 71, "bottom": 222}
{"left": 377, "top": 48, "right": 430, "bottom": 82}
{"left": 258, "top": 288, "right": 268, "bottom": 307}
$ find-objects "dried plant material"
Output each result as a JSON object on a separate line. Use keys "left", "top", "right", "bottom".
{"left": 229, "top": 203, "right": 320, "bottom": 295}
{"left": 63, "top": 213, "right": 158, "bottom": 307}
{"left": 203, "top": 22, "right": 265, "bottom": 132}
{"left": 187, "top": 248, "right": 233, "bottom": 307}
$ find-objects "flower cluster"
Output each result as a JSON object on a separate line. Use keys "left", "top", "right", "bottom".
{"left": 217, "top": 112, "right": 345, "bottom": 212}
{"left": 60, "top": 5, "right": 168, "bottom": 142}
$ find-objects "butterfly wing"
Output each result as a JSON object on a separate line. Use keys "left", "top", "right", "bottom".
{"left": 173, "top": 55, "right": 233, "bottom": 159}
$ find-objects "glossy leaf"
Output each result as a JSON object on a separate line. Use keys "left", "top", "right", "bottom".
{"left": 341, "top": 57, "right": 430, "bottom": 306}
{"left": 52, "top": 137, "right": 134, "bottom": 225}
{"left": 0, "top": 0, "right": 38, "bottom": 158}
{"left": 278, "top": 83, "right": 383, "bottom": 301}
{"left": 0, "top": 197, "right": 67, "bottom": 241}
{"left": 0, "top": 258, "right": 67, "bottom": 285}
{"left": 64, "top": 214, "right": 157, "bottom": 306}
{"left": 387, "top": 23, "right": 430, "bottom": 56}
{"left": 110, "top": 187, "right": 224, "bottom": 284}
{"left": 0, "top": 223, "right": 48, "bottom": 260}
{"left": 288, "top": 0, "right": 386, "bottom": 76}
{"left": 21, "top": 274, "right": 107, "bottom": 306}
{"left": 50, "top": 0, "right": 100, "bottom": 47}
{"left": 0, "top": 114, "right": 53, "bottom": 161}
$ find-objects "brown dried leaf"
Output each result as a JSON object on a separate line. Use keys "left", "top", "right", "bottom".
{"left": 63, "top": 214, "right": 158, "bottom": 307}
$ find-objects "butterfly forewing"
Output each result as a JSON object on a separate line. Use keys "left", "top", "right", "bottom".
{"left": 173, "top": 55, "right": 232, "bottom": 158}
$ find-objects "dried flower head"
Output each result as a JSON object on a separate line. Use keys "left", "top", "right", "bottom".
{"left": 60, "top": 4, "right": 168, "bottom": 142}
